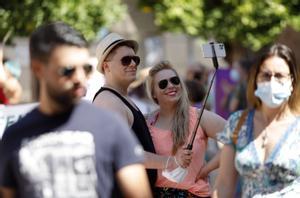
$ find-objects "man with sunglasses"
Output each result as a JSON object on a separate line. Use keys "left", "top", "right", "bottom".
{"left": 0, "top": 22, "right": 151, "bottom": 198}
{"left": 93, "top": 33, "right": 192, "bottom": 194}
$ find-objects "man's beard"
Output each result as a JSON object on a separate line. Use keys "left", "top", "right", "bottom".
{"left": 46, "top": 82, "right": 78, "bottom": 109}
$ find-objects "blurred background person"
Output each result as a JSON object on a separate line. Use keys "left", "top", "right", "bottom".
{"left": 185, "top": 62, "right": 212, "bottom": 110}
{"left": 82, "top": 56, "right": 105, "bottom": 102}
{"left": 128, "top": 67, "right": 157, "bottom": 115}
{"left": 214, "top": 44, "right": 300, "bottom": 198}
{"left": 227, "top": 58, "right": 253, "bottom": 113}
{"left": 146, "top": 61, "right": 225, "bottom": 197}
{"left": 186, "top": 62, "right": 209, "bottom": 88}
{"left": 0, "top": 45, "right": 22, "bottom": 104}
{"left": 184, "top": 79, "right": 206, "bottom": 109}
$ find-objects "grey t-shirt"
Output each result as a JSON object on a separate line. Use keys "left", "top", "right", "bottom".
{"left": 0, "top": 101, "right": 144, "bottom": 198}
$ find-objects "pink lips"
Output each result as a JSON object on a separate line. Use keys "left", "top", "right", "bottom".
{"left": 165, "top": 90, "right": 177, "bottom": 96}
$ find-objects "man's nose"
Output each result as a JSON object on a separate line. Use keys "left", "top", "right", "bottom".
{"left": 72, "top": 67, "right": 87, "bottom": 83}
{"left": 128, "top": 59, "right": 135, "bottom": 67}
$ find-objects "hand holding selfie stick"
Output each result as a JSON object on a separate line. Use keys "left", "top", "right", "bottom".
{"left": 186, "top": 42, "right": 220, "bottom": 150}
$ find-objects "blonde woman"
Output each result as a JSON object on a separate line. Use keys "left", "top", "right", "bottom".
{"left": 146, "top": 61, "right": 225, "bottom": 197}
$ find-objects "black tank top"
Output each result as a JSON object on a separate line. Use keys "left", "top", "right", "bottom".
{"left": 93, "top": 87, "right": 157, "bottom": 190}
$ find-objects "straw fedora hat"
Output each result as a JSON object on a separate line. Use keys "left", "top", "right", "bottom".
{"left": 96, "top": 33, "right": 138, "bottom": 73}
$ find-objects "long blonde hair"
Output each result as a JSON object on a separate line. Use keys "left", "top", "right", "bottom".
{"left": 147, "top": 61, "right": 190, "bottom": 154}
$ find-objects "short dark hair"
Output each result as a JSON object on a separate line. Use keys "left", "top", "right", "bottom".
{"left": 29, "top": 22, "right": 87, "bottom": 63}
{"left": 247, "top": 43, "right": 300, "bottom": 112}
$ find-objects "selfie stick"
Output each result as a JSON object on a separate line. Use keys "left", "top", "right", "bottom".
{"left": 186, "top": 42, "right": 220, "bottom": 150}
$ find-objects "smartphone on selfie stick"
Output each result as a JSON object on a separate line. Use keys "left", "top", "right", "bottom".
{"left": 186, "top": 42, "right": 226, "bottom": 150}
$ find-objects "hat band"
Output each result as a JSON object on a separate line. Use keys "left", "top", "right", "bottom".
{"left": 103, "top": 39, "right": 123, "bottom": 54}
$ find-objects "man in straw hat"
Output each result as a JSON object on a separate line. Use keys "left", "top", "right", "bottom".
{"left": 93, "top": 33, "right": 192, "bottom": 194}
{"left": 0, "top": 23, "right": 151, "bottom": 198}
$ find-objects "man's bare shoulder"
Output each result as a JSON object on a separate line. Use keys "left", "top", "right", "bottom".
{"left": 93, "top": 90, "right": 129, "bottom": 117}
{"left": 94, "top": 91, "right": 123, "bottom": 106}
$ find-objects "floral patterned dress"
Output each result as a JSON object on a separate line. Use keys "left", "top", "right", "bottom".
{"left": 217, "top": 110, "right": 300, "bottom": 197}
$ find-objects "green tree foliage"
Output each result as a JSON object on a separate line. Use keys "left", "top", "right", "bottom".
{"left": 140, "top": 0, "right": 300, "bottom": 51}
{"left": 0, "top": 0, "right": 126, "bottom": 41}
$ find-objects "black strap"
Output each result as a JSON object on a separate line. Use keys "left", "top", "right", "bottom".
{"left": 103, "top": 39, "right": 123, "bottom": 54}
{"left": 93, "top": 87, "right": 139, "bottom": 112}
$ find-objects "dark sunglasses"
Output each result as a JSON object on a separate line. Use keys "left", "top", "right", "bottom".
{"left": 121, "top": 55, "right": 140, "bottom": 66}
{"left": 58, "top": 64, "right": 93, "bottom": 77}
{"left": 158, "top": 76, "right": 180, "bottom": 90}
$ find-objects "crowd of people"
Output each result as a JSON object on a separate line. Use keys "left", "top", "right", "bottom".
{"left": 0, "top": 21, "right": 300, "bottom": 198}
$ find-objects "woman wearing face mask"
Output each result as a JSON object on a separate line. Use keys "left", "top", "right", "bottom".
{"left": 146, "top": 61, "right": 226, "bottom": 197}
{"left": 213, "top": 44, "right": 300, "bottom": 198}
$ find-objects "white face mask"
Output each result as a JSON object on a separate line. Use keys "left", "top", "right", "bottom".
{"left": 254, "top": 80, "right": 292, "bottom": 108}
{"left": 162, "top": 157, "right": 188, "bottom": 183}
{"left": 162, "top": 166, "right": 188, "bottom": 183}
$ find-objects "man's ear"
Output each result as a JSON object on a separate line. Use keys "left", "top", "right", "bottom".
{"left": 102, "top": 62, "right": 110, "bottom": 73}
{"left": 31, "top": 59, "right": 44, "bottom": 80}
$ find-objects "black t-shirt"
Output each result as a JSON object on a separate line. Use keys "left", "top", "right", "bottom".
{"left": 0, "top": 101, "right": 144, "bottom": 198}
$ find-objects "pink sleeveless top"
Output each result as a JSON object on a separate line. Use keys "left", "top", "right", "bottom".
{"left": 147, "top": 107, "right": 211, "bottom": 197}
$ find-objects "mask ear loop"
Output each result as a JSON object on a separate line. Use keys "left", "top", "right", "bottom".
{"left": 173, "top": 156, "right": 181, "bottom": 188}
{"left": 164, "top": 156, "right": 180, "bottom": 170}
{"left": 164, "top": 156, "right": 171, "bottom": 170}
{"left": 174, "top": 156, "right": 180, "bottom": 167}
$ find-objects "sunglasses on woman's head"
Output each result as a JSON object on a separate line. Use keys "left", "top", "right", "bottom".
{"left": 158, "top": 76, "right": 180, "bottom": 90}
{"left": 121, "top": 55, "right": 140, "bottom": 66}
{"left": 58, "top": 64, "right": 93, "bottom": 78}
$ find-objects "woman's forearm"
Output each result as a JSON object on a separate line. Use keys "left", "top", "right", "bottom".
{"left": 144, "top": 151, "right": 174, "bottom": 169}
{"left": 205, "top": 151, "right": 220, "bottom": 173}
